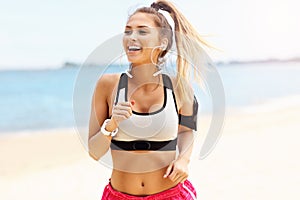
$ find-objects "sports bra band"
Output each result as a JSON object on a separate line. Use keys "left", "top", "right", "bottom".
{"left": 111, "top": 138, "right": 177, "bottom": 151}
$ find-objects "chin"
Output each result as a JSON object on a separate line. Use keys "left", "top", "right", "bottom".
{"left": 127, "top": 58, "right": 143, "bottom": 66}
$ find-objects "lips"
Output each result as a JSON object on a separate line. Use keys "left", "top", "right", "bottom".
{"left": 128, "top": 45, "right": 142, "bottom": 52}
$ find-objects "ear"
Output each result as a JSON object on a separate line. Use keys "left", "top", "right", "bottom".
{"left": 160, "top": 38, "right": 168, "bottom": 50}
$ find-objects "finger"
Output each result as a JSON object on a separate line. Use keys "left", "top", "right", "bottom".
{"left": 176, "top": 174, "right": 188, "bottom": 184}
{"left": 114, "top": 105, "right": 133, "bottom": 115}
{"left": 118, "top": 102, "right": 131, "bottom": 107}
{"left": 173, "top": 175, "right": 183, "bottom": 184}
{"left": 168, "top": 170, "right": 180, "bottom": 182}
{"left": 113, "top": 110, "right": 131, "bottom": 118}
{"left": 168, "top": 173, "right": 177, "bottom": 182}
{"left": 169, "top": 166, "right": 187, "bottom": 182}
{"left": 164, "top": 162, "right": 174, "bottom": 178}
{"left": 114, "top": 104, "right": 131, "bottom": 111}
{"left": 118, "top": 106, "right": 132, "bottom": 113}
{"left": 180, "top": 174, "right": 188, "bottom": 183}
{"left": 113, "top": 106, "right": 132, "bottom": 114}
{"left": 167, "top": 164, "right": 179, "bottom": 181}
{"left": 112, "top": 114, "right": 127, "bottom": 121}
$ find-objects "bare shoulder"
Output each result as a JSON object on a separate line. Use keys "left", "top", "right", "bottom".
{"left": 168, "top": 75, "right": 194, "bottom": 109}
{"left": 94, "top": 73, "right": 121, "bottom": 98}
{"left": 96, "top": 73, "right": 120, "bottom": 87}
{"left": 168, "top": 75, "right": 193, "bottom": 95}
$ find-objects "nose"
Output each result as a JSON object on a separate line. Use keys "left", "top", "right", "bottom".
{"left": 129, "top": 31, "right": 137, "bottom": 41}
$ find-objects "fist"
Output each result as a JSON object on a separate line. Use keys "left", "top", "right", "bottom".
{"left": 111, "top": 100, "right": 135, "bottom": 126}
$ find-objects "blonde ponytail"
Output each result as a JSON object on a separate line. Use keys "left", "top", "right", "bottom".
{"left": 131, "top": 1, "right": 214, "bottom": 104}
{"left": 155, "top": 0, "right": 213, "bottom": 104}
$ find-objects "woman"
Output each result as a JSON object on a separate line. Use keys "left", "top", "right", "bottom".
{"left": 88, "top": 1, "right": 209, "bottom": 199}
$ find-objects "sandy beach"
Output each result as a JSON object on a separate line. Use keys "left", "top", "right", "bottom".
{"left": 1, "top": 95, "right": 299, "bottom": 200}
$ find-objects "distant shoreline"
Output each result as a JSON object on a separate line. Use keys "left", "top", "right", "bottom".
{"left": 0, "top": 57, "right": 299, "bottom": 71}
{"left": 62, "top": 57, "right": 300, "bottom": 68}
{"left": 216, "top": 57, "right": 300, "bottom": 66}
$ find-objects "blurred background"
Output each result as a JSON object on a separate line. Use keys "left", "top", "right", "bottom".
{"left": 0, "top": 0, "right": 299, "bottom": 199}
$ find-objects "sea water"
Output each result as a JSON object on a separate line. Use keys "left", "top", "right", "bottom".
{"left": 0, "top": 63, "right": 299, "bottom": 132}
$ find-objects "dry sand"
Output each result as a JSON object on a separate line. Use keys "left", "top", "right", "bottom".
{"left": 0, "top": 96, "right": 299, "bottom": 199}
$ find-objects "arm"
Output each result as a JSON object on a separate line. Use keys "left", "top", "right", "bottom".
{"left": 88, "top": 74, "right": 133, "bottom": 161}
{"left": 177, "top": 128, "right": 194, "bottom": 163}
{"left": 177, "top": 95, "right": 198, "bottom": 162}
{"left": 164, "top": 80, "right": 198, "bottom": 183}
{"left": 88, "top": 75, "right": 115, "bottom": 161}
{"left": 164, "top": 121, "right": 196, "bottom": 184}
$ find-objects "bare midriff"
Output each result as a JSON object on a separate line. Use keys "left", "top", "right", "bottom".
{"left": 110, "top": 150, "right": 178, "bottom": 196}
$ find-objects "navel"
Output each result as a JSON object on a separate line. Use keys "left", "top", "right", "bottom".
{"left": 141, "top": 182, "right": 145, "bottom": 187}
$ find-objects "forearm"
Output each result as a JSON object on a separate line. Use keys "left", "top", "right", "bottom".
{"left": 164, "top": 131, "right": 194, "bottom": 181}
{"left": 88, "top": 131, "right": 112, "bottom": 161}
{"left": 177, "top": 131, "right": 194, "bottom": 162}
{"left": 88, "top": 119, "right": 118, "bottom": 160}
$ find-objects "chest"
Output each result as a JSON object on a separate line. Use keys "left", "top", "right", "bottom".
{"left": 115, "top": 89, "right": 179, "bottom": 141}
{"left": 128, "top": 85, "right": 165, "bottom": 114}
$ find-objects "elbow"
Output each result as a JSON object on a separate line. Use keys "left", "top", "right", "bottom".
{"left": 88, "top": 150, "right": 100, "bottom": 161}
{"left": 88, "top": 139, "right": 100, "bottom": 161}
{"left": 88, "top": 136, "right": 110, "bottom": 161}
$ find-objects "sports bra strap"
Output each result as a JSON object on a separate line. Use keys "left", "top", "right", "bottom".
{"left": 114, "top": 73, "right": 127, "bottom": 105}
{"left": 162, "top": 73, "right": 174, "bottom": 90}
{"left": 114, "top": 73, "right": 175, "bottom": 105}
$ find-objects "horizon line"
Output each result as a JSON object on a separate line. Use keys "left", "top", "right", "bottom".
{"left": 0, "top": 56, "right": 299, "bottom": 71}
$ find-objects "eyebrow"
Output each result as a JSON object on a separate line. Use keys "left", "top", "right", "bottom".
{"left": 125, "top": 25, "right": 152, "bottom": 29}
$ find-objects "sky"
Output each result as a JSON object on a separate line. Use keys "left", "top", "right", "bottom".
{"left": 0, "top": 0, "right": 299, "bottom": 70}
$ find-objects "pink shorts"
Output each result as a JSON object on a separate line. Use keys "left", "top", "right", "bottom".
{"left": 101, "top": 179, "right": 197, "bottom": 200}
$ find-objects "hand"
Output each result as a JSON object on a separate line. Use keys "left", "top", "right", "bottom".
{"left": 111, "top": 100, "right": 135, "bottom": 127}
{"left": 163, "top": 157, "right": 189, "bottom": 184}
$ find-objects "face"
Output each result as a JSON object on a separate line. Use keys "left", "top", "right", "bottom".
{"left": 123, "top": 12, "right": 164, "bottom": 66}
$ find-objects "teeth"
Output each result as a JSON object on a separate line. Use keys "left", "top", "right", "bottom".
{"left": 128, "top": 46, "right": 141, "bottom": 51}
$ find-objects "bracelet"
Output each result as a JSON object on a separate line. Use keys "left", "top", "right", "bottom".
{"left": 100, "top": 119, "right": 118, "bottom": 137}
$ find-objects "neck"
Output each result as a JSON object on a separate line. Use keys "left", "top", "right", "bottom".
{"left": 129, "top": 63, "right": 162, "bottom": 90}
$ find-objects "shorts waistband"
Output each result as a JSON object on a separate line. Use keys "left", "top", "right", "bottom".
{"left": 102, "top": 179, "right": 195, "bottom": 199}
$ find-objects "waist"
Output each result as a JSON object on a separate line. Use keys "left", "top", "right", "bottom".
{"left": 111, "top": 150, "right": 176, "bottom": 173}
{"left": 110, "top": 166, "right": 178, "bottom": 196}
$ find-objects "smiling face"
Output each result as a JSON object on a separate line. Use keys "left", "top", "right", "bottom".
{"left": 123, "top": 12, "right": 165, "bottom": 67}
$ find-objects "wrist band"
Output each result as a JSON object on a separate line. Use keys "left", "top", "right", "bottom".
{"left": 100, "top": 119, "right": 118, "bottom": 137}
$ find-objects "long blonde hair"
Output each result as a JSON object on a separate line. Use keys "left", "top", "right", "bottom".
{"left": 131, "top": 0, "right": 212, "bottom": 103}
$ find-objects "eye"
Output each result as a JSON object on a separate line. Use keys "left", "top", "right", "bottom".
{"left": 124, "top": 30, "right": 132, "bottom": 35}
{"left": 138, "top": 30, "right": 147, "bottom": 35}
